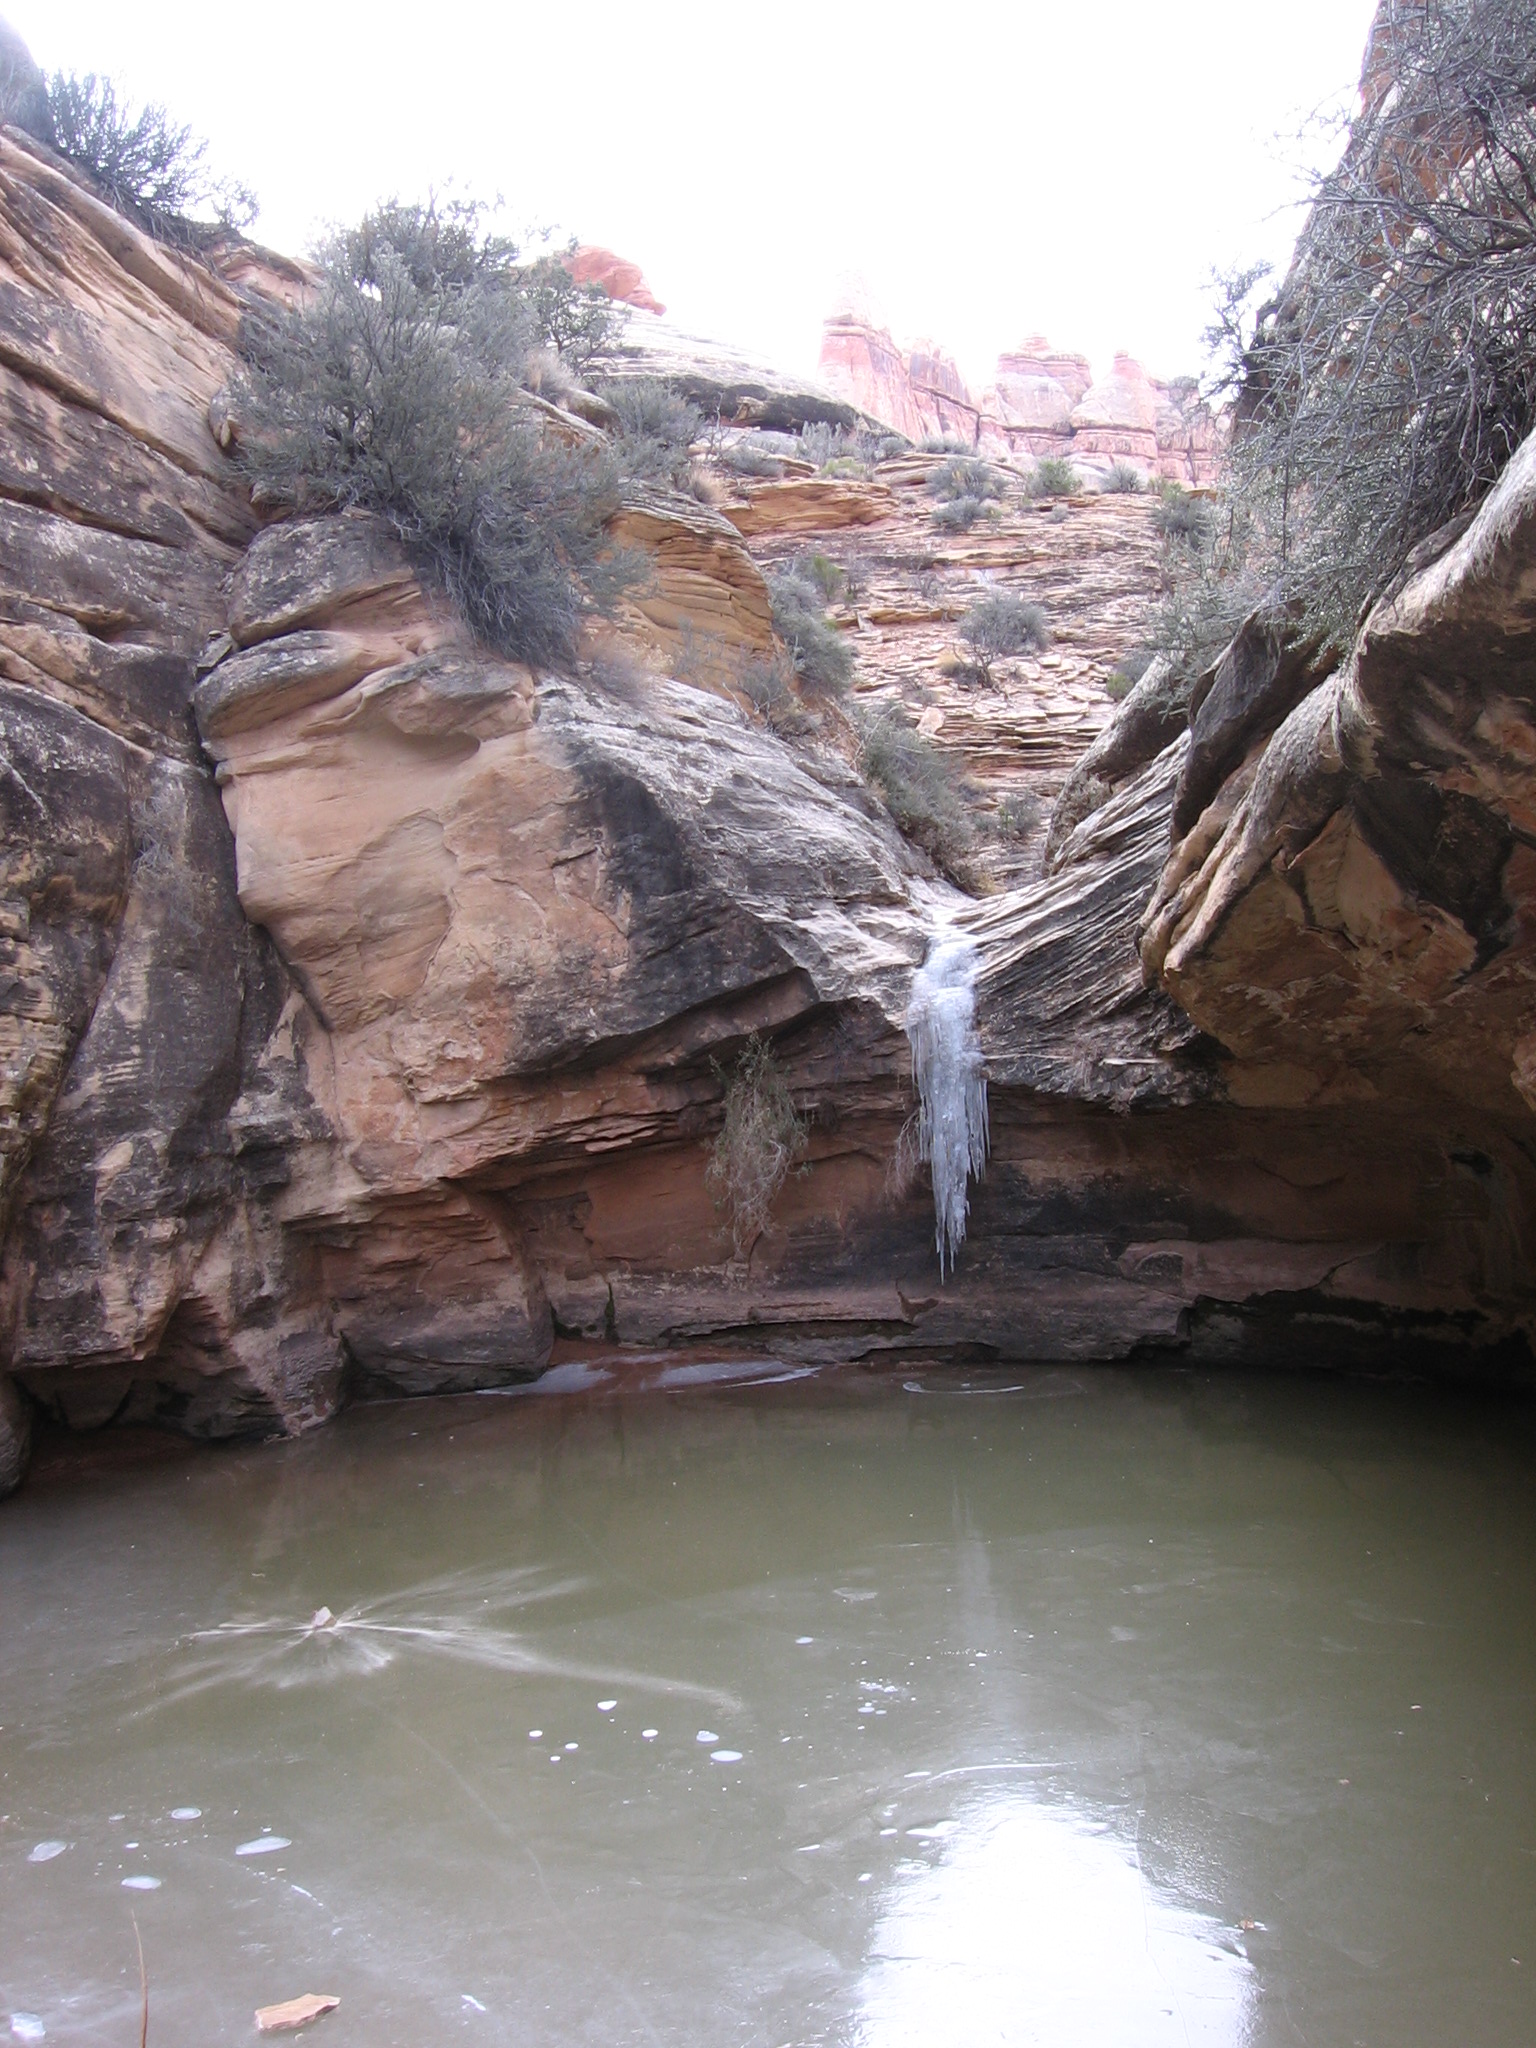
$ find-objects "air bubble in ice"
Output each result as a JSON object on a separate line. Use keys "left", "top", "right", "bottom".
{"left": 905, "top": 933, "right": 989, "bottom": 1277}
{"left": 26, "top": 1843, "right": 65, "bottom": 1864}
{"left": 597, "top": 1699, "right": 617, "bottom": 1712}
{"left": 710, "top": 1750, "right": 742, "bottom": 1763}
{"left": 121, "top": 1876, "right": 161, "bottom": 1890}
{"left": 10, "top": 2015, "right": 45, "bottom": 2043}
{"left": 235, "top": 1835, "right": 291, "bottom": 1857}
{"left": 170, "top": 1807, "right": 201, "bottom": 1821}
{"left": 696, "top": 1730, "right": 720, "bottom": 1744}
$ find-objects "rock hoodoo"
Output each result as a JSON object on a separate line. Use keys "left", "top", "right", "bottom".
{"left": 819, "top": 308, "right": 1220, "bottom": 482}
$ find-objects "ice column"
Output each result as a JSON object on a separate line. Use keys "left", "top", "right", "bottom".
{"left": 905, "top": 933, "right": 989, "bottom": 1278}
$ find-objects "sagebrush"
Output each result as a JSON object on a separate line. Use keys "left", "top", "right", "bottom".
{"left": 45, "top": 71, "right": 255, "bottom": 240}
{"left": 237, "top": 200, "right": 630, "bottom": 669}
{"left": 769, "top": 571, "right": 853, "bottom": 696}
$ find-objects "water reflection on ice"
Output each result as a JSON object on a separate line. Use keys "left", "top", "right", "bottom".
{"left": 858, "top": 1793, "right": 1254, "bottom": 2048}
{"left": 157, "top": 1566, "right": 734, "bottom": 1710}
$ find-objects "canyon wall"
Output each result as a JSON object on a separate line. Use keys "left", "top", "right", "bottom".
{"left": 0, "top": 57, "right": 1533, "bottom": 1492}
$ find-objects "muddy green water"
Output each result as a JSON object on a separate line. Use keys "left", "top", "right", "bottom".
{"left": 3, "top": 1359, "right": 1535, "bottom": 2047}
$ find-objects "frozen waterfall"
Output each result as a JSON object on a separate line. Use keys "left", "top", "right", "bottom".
{"left": 905, "top": 933, "right": 989, "bottom": 1278}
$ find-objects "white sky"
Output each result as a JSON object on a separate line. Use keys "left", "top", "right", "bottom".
{"left": 17, "top": 1, "right": 1382, "bottom": 391}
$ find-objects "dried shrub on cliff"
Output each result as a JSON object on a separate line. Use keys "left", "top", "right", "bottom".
{"left": 768, "top": 571, "right": 853, "bottom": 697}
{"left": 706, "top": 1035, "right": 808, "bottom": 1257}
{"left": 44, "top": 71, "right": 255, "bottom": 241}
{"left": 1102, "top": 460, "right": 1145, "bottom": 493}
{"left": 237, "top": 201, "right": 629, "bottom": 669}
{"left": 1209, "top": 0, "right": 1536, "bottom": 651}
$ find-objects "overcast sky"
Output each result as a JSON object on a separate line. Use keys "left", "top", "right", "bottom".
{"left": 19, "top": 1, "right": 1382, "bottom": 391}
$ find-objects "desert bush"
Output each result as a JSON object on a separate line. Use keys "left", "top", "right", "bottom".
{"left": 919, "top": 434, "right": 971, "bottom": 454}
{"left": 723, "top": 440, "right": 784, "bottom": 478}
{"left": 792, "top": 551, "right": 845, "bottom": 602}
{"left": 1152, "top": 480, "right": 1215, "bottom": 544}
{"left": 1105, "top": 645, "right": 1157, "bottom": 701}
{"left": 928, "top": 455, "right": 1002, "bottom": 503}
{"left": 237, "top": 200, "right": 626, "bottom": 670}
{"left": 736, "top": 651, "right": 812, "bottom": 733}
{"left": 931, "top": 496, "right": 994, "bottom": 533}
{"left": 958, "top": 592, "right": 1049, "bottom": 676}
{"left": 1102, "top": 460, "right": 1145, "bottom": 493}
{"left": 706, "top": 1034, "right": 808, "bottom": 1256}
{"left": 858, "top": 708, "right": 977, "bottom": 883}
{"left": 768, "top": 571, "right": 853, "bottom": 696}
{"left": 1025, "top": 455, "right": 1080, "bottom": 498}
{"left": 990, "top": 790, "right": 1042, "bottom": 840}
{"left": 1209, "top": 0, "right": 1536, "bottom": 650}
{"left": 605, "top": 377, "right": 702, "bottom": 491}
{"left": 517, "top": 251, "right": 623, "bottom": 377}
{"left": 45, "top": 71, "right": 255, "bottom": 240}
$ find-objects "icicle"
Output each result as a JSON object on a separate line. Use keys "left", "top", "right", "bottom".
{"left": 905, "top": 933, "right": 989, "bottom": 1278}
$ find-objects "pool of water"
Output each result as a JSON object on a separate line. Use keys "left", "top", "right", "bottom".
{"left": 3, "top": 1358, "right": 1534, "bottom": 2046}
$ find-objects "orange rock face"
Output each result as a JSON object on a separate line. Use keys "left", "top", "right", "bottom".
{"left": 564, "top": 245, "right": 666, "bottom": 316}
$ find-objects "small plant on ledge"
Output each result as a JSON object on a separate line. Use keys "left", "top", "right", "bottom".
{"left": 706, "top": 1035, "right": 809, "bottom": 1258}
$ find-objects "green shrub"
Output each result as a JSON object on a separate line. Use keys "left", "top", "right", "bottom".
{"left": 706, "top": 1034, "right": 808, "bottom": 1256}
{"left": 237, "top": 201, "right": 626, "bottom": 671}
{"left": 928, "top": 455, "right": 1002, "bottom": 503}
{"left": 768, "top": 572, "right": 853, "bottom": 696}
{"left": 517, "top": 250, "right": 623, "bottom": 377}
{"left": 1026, "top": 455, "right": 1080, "bottom": 498}
{"left": 801, "top": 422, "right": 902, "bottom": 472}
{"left": 792, "top": 551, "right": 845, "bottom": 602}
{"left": 1152, "top": 481, "right": 1214, "bottom": 544}
{"left": 1102, "top": 460, "right": 1144, "bottom": 494}
{"left": 1104, "top": 646, "right": 1156, "bottom": 701}
{"left": 931, "top": 496, "right": 993, "bottom": 533}
{"left": 723, "top": 441, "right": 784, "bottom": 478}
{"left": 604, "top": 377, "right": 701, "bottom": 491}
{"left": 958, "top": 592, "right": 1049, "bottom": 676}
{"left": 991, "top": 791, "right": 1042, "bottom": 840}
{"left": 919, "top": 434, "right": 971, "bottom": 454}
{"left": 858, "top": 708, "right": 976, "bottom": 883}
{"left": 45, "top": 71, "right": 255, "bottom": 241}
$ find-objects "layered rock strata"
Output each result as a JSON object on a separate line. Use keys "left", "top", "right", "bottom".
{"left": 0, "top": 107, "right": 1532, "bottom": 1495}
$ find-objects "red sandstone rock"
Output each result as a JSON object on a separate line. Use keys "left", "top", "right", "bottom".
{"left": 564, "top": 245, "right": 665, "bottom": 316}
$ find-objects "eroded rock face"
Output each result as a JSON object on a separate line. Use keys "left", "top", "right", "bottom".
{"left": 1141, "top": 434, "right": 1536, "bottom": 1132}
{"left": 1, "top": 99, "right": 1534, "bottom": 1496}
{"left": 818, "top": 312, "right": 1221, "bottom": 482}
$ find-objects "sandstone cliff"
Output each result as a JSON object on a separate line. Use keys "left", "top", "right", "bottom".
{"left": 819, "top": 307, "right": 1221, "bottom": 485}
{"left": 0, "top": 69, "right": 1533, "bottom": 1494}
